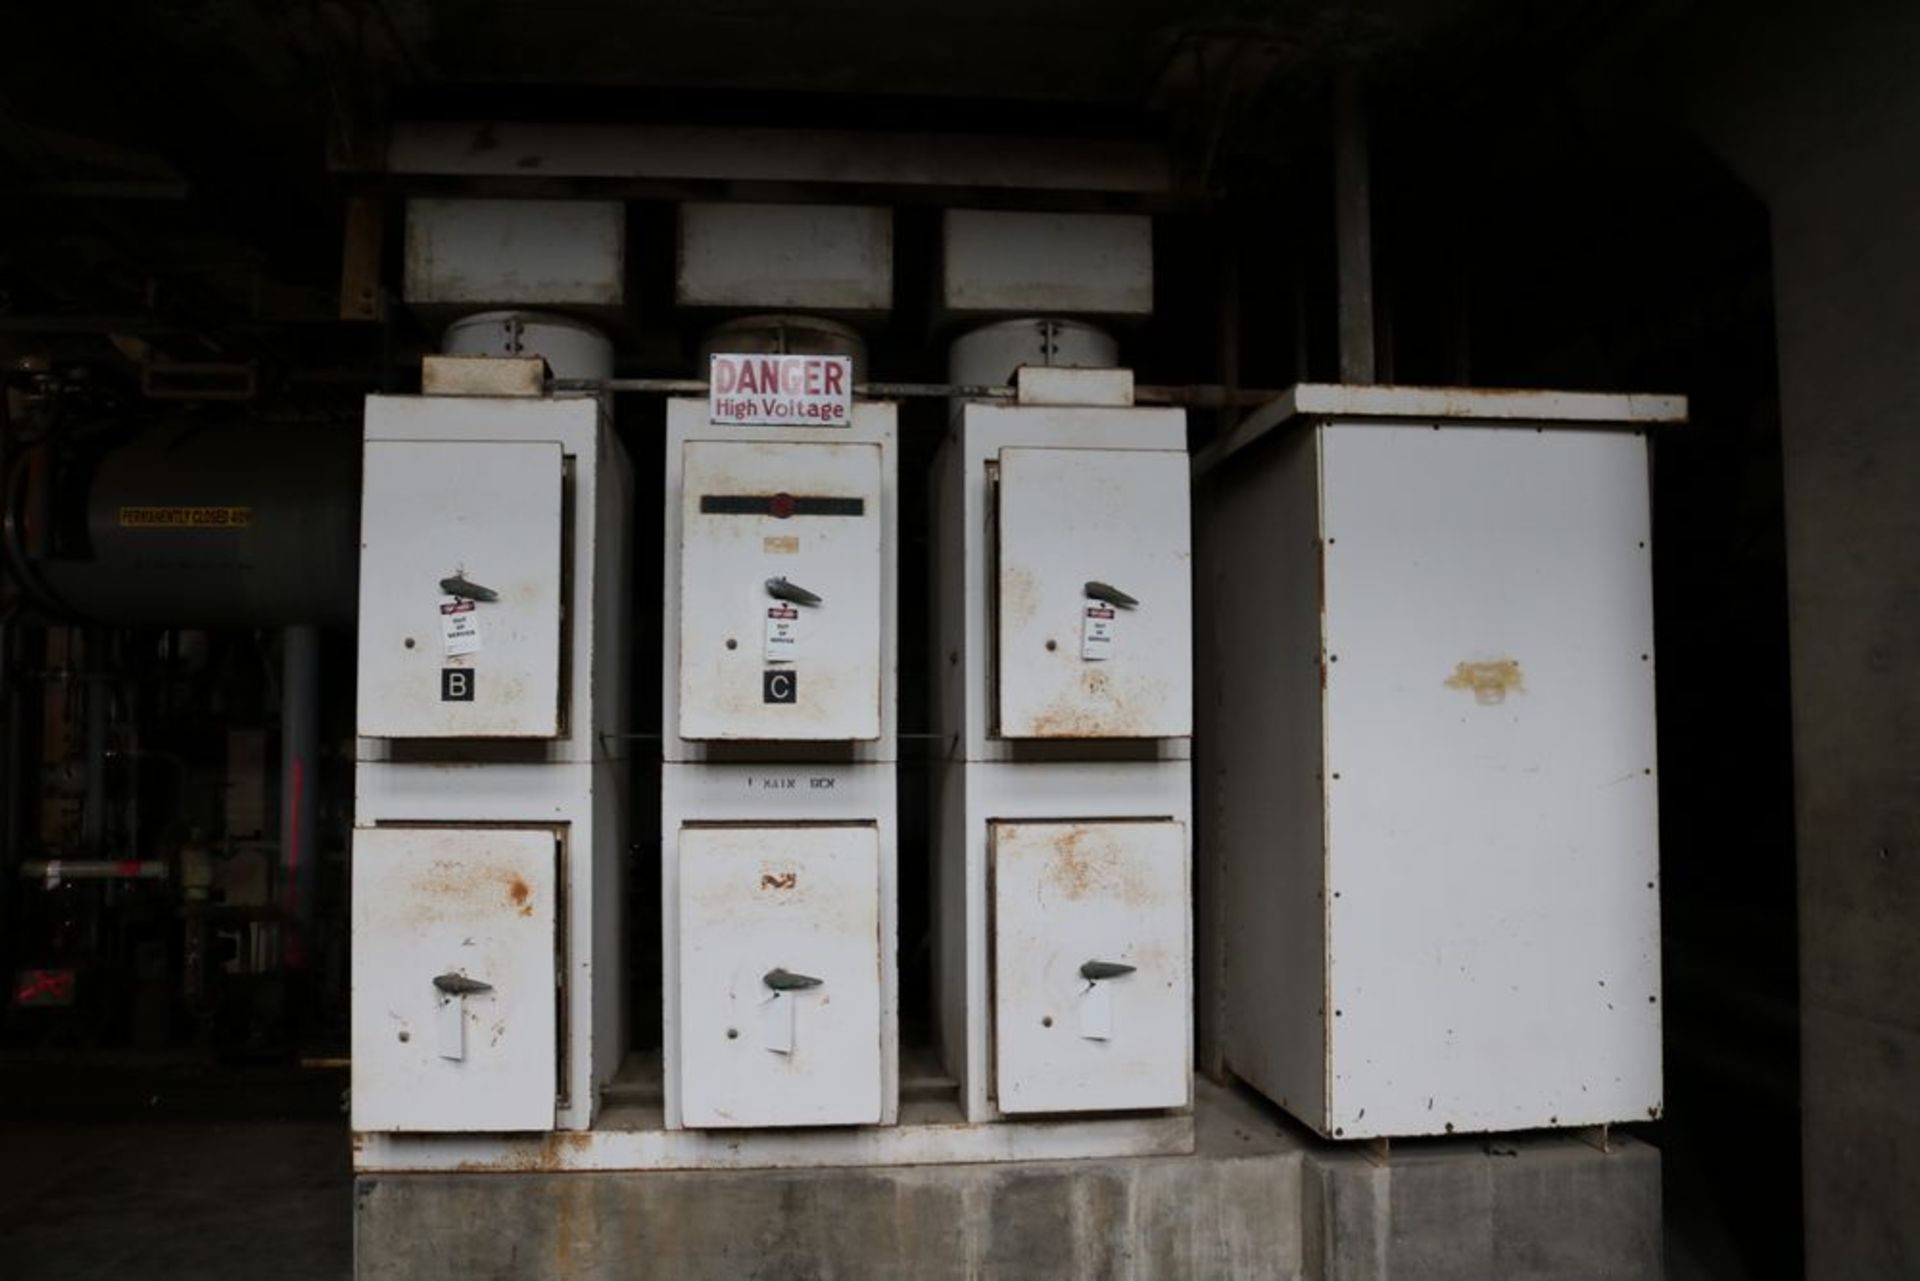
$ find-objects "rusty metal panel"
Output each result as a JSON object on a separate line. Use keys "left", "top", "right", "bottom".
{"left": 357, "top": 439, "right": 564, "bottom": 738}
{"left": 678, "top": 203, "right": 891, "bottom": 311}
{"left": 1316, "top": 422, "right": 1660, "bottom": 1137}
{"left": 995, "top": 447, "right": 1192, "bottom": 738}
{"left": 404, "top": 198, "right": 624, "bottom": 306}
{"left": 350, "top": 827, "right": 558, "bottom": 1132}
{"left": 677, "top": 824, "right": 883, "bottom": 1128}
{"left": 677, "top": 440, "right": 883, "bottom": 742}
{"left": 991, "top": 819, "right": 1189, "bottom": 1114}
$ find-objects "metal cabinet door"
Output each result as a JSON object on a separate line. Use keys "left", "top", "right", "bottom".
{"left": 350, "top": 828, "right": 558, "bottom": 1132}
{"left": 357, "top": 439, "right": 565, "bottom": 738}
{"left": 992, "top": 820, "right": 1189, "bottom": 1114}
{"left": 995, "top": 447, "right": 1192, "bottom": 738}
{"left": 678, "top": 824, "right": 882, "bottom": 1127}
{"left": 678, "top": 441, "right": 883, "bottom": 741}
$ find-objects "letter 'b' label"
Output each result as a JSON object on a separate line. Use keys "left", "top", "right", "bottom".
{"left": 441, "top": 668, "right": 475, "bottom": 702}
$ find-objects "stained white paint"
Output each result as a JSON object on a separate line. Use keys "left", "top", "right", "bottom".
{"left": 351, "top": 827, "right": 558, "bottom": 1132}
{"left": 992, "top": 820, "right": 1190, "bottom": 1114}
{"left": 355, "top": 1108, "right": 1194, "bottom": 1172}
{"left": 660, "top": 763, "right": 899, "bottom": 1131}
{"left": 677, "top": 824, "right": 884, "bottom": 1128}
{"left": 355, "top": 394, "right": 631, "bottom": 1133}
{"left": 357, "top": 439, "right": 564, "bottom": 738}
{"left": 677, "top": 440, "right": 882, "bottom": 741}
{"left": 996, "top": 447, "right": 1192, "bottom": 738}
{"left": 931, "top": 404, "right": 1191, "bottom": 763}
{"left": 1205, "top": 407, "right": 1663, "bottom": 1140}
{"left": 936, "top": 761, "right": 1193, "bottom": 1123}
{"left": 662, "top": 400, "right": 898, "bottom": 764}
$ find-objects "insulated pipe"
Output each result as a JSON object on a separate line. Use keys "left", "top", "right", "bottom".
{"left": 279, "top": 625, "right": 320, "bottom": 971}
{"left": 1333, "top": 71, "right": 1377, "bottom": 384}
{"left": 22, "top": 422, "right": 358, "bottom": 627}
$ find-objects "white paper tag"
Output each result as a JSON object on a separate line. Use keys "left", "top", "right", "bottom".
{"left": 1079, "top": 982, "right": 1115, "bottom": 1041}
{"left": 440, "top": 595, "right": 482, "bottom": 656}
{"left": 761, "top": 992, "right": 796, "bottom": 1054}
{"left": 764, "top": 605, "right": 800, "bottom": 661}
{"left": 436, "top": 995, "right": 466, "bottom": 1061}
{"left": 1081, "top": 604, "right": 1117, "bottom": 661}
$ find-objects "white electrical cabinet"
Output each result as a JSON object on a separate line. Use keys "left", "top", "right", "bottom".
{"left": 931, "top": 368, "right": 1195, "bottom": 1141}
{"left": 1199, "top": 384, "right": 1682, "bottom": 1141}
{"left": 353, "top": 389, "right": 631, "bottom": 1154}
{"left": 350, "top": 827, "right": 558, "bottom": 1132}
{"left": 678, "top": 824, "right": 884, "bottom": 1127}
{"left": 935, "top": 373, "right": 1194, "bottom": 762}
{"left": 991, "top": 819, "right": 1189, "bottom": 1114}
{"left": 357, "top": 439, "right": 565, "bottom": 738}
{"left": 663, "top": 399, "right": 897, "bottom": 764}
{"left": 995, "top": 447, "right": 1192, "bottom": 739}
{"left": 661, "top": 397, "right": 899, "bottom": 1135}
{"left": 677, "top": 439, "right": 884, "bottom": 742}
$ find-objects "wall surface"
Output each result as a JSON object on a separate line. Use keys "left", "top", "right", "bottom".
{"left": 1677, "top": 4, "right": 1920, "bottom": 1274}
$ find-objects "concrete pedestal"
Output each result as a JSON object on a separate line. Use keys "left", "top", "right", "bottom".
{"left": 354, "top": 1082, "right": 1661, "bottom": 1279}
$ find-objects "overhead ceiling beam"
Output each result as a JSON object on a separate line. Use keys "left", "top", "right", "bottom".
{"left": 372, "top": 120, "right": 1178, "bottom": 198}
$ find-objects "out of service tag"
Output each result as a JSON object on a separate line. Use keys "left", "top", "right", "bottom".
{"left": 440, "top": 595, "right": 482, "bottom": 656}
{"left": 765, "top": 604, "right": 800, "bottom": 660}
{"left": 1081, "top": 604, "right": 1116, "bottom": 661}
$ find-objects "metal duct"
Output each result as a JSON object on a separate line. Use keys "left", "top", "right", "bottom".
{"left": 19, "top": 421, "right": 359, "bottom": 627}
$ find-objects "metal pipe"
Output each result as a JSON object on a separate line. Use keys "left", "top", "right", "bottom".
{"left": 81, "top": 640, "right": 107, "bottom": 853}
{"left": 1333, "top": 71, "right": 1377, "bottom": 385}
{"left": 21, "top": 859, "right": 167, "bottom": 881}
{"left": 280, "top": 625, "right": 320, "bottom": 970}
{"left": 22, "top": 422, "right": 359, "bottom": 627}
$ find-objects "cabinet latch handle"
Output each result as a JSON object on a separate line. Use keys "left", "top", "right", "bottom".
{"left": 1084, "top": 582, "right": 1138, "bottom": 609}
{"left": 765, "top": 577, "right": 823, "bottom": 607}
{"left": 763, "top": 968, "right": 824, "bottom": 991}
{"left": 439, "top": 575, "right": 500, "bottom": 603}
{"left": 1080, "top": 960, "right": 1137, "bottom": 982}
{"left": 433, "top": 972, "right": 494, "bottom": 996}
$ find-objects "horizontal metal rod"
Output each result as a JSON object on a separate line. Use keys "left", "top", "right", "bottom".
{"left": 551, "top": 378, "right": 1280, "bottom": 408}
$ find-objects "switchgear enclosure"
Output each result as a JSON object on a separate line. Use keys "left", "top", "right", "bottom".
{"left": 1201, "top": 388, "right": 1673, "bottom": 1141}
{"left": 663, "top": 399, "right": 898, "bottom": 763}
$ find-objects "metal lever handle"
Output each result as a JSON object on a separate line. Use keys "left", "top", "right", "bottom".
{"left": 765, "top": 577, "right": 823, "bottom": 607}
{"left": 763, "top": 968, "right": 824, "bottom": 991}
{"left": 440, "top": 575, "right": 500, "bottom": 603}
{"left": 433, "top": 972, "right": 494, "bottom": 996}
{"left": 1080, "top": 960, "right": 1137, "bottom": 982}
{"left": 1084, "top": 582, "right": 1139, "bottom": 609}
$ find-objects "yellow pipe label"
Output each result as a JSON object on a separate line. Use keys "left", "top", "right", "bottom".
{"left": 117, "top": 506, "right": 254, "bottom": 529}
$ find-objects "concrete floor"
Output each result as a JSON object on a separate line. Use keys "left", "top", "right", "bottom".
{"left": 0, "top": 1056, "right": 352, "bottom": 1281}
{"left": 4, "top": 1120, "right": 351, "bottom": 1280}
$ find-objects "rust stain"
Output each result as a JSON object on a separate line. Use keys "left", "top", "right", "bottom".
{"left": 1444, "top": 659, "right": 1525, "bottom": 706}
{"left": 760, "top": 871, "right": 798, "bottom": 891}
{"left": 454, "top": 1130, "right": 593, "bottom": 1174}
{"left": 408, "top": 856, "right": 542, "bottom": 924}
{"left": 1042, "top": 825, "right": 1155, "bottom": 906}
{"left": 1024, "top": 666, "right": 1168, "bottom": 738}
